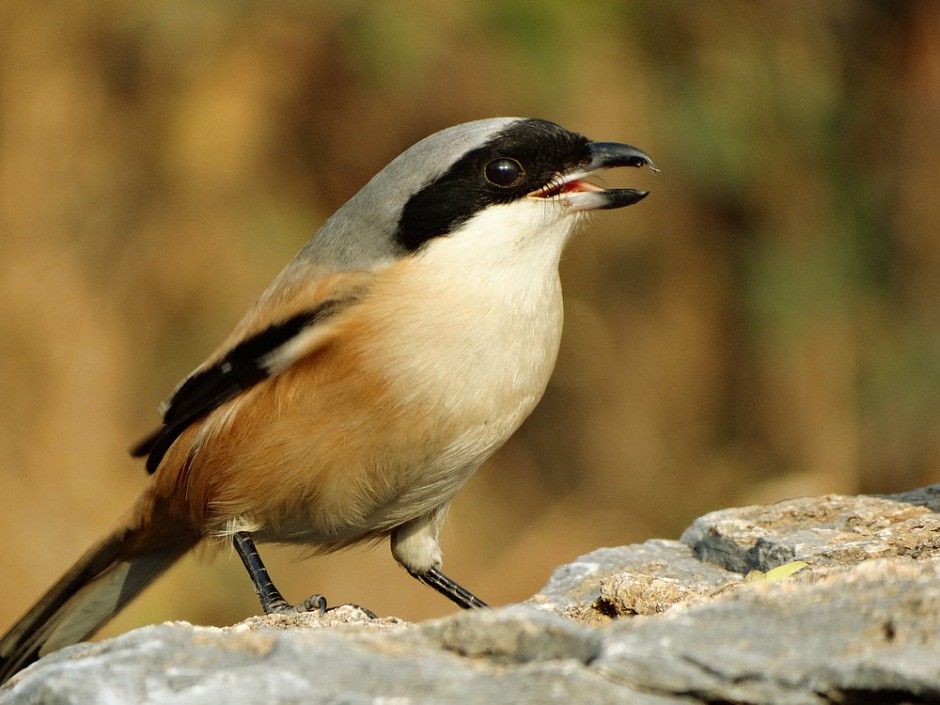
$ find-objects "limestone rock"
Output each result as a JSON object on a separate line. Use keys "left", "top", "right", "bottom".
{"left": 2, "top": 485, "right": 939, "bottom": 704}
{"left": 681, "top": 485, "right": 940, "bottom": 572}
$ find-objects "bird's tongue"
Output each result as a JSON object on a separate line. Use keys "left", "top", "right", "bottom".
{"left": 541, "top": 178, "right": 603, "bottom": 198}
{"left": 562, "top": 179, "right": 603, "bottom": 194}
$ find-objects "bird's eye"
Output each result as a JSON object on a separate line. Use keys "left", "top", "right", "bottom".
{"left": 484, "top": 158, "right": 525, "bottom": 188}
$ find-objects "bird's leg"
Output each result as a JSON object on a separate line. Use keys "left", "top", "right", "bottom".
{"left": 392, "top": 510, "right": 489, "bottom": 609}
{"left": 232, "top": 531, "right": 326, "bottom": 615}
{"left": 411, "top": 567, "right": 489, "bottom": 609}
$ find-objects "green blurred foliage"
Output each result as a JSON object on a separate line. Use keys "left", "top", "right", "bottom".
{"left": 1, "top": 0, "right": 937, "bottom": 635}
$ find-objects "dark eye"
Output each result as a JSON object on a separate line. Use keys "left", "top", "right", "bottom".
{"left": 484, "top": 158, "right": 525, "bottom": 188}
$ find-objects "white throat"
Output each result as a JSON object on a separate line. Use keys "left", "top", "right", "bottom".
{"left": 362, "top": 198, "right": 583, "bottom": 469}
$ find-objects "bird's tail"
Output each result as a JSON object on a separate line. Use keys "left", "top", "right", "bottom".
{"left": 0, "top": 507, "right": 199, "bottom": 684}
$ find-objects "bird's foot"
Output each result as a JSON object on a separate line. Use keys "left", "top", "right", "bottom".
{"left": 263, "top": 593, "right": 327, "bottom": 615}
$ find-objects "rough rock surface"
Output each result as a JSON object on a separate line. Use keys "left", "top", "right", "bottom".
{"left": 3, "top": 485, "right": 939, "bottom": 704}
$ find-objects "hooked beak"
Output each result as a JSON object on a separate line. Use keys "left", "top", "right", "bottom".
{"left": 529, "top": 141, "right": 656, "bottom": 211}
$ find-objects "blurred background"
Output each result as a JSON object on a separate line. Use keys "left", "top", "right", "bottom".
{"left": 1, "top": 1, "right": 938, "bottom": 637}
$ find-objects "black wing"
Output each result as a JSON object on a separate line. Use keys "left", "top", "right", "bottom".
{"left": 130, "top": 297, "right": 353, "bottom": 474}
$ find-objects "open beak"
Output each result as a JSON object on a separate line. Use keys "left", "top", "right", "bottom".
{"left": 530, "top": 141, "right": 656, "bottom": 212}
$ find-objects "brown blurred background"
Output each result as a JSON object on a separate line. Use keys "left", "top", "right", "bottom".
{"left": 1, "top": 1, "right": 939, "bottom": 637}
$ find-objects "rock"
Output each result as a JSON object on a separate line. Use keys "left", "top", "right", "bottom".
{"left": 0, "top": 612, "right": 673, "bottom": 705}
{"left": 680, "top": 485, "right": 940, "bottom": 573}
{"left": 527, "top": 540, "right": 737, "bottom": 623}
{"left": 594, "top": 559, "right": 940, "bottom": 704}
{"left": 2, "top": 485, "right": 939, "bottom": 705}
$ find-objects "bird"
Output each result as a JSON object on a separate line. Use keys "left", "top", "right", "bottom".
{"left": 0, "top": 117, "right": 653, "bottom": 683}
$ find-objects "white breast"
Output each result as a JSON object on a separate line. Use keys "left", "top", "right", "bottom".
{"left": 357, "top": 199, "right": 578, "bottom": 516}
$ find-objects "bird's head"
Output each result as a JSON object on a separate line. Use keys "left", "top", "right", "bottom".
{"left": 304, "top": 117, "right": 655, "bottom": 271}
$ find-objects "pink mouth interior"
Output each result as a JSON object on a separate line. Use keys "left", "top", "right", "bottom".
{"left": 536, "top": 178, "right": 602, "bottom": 199}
